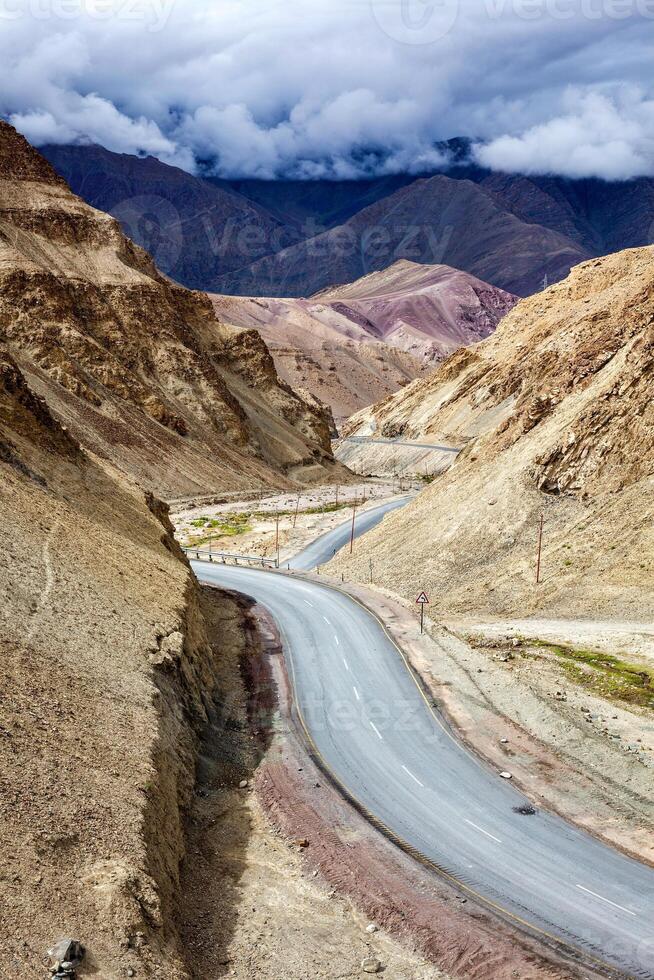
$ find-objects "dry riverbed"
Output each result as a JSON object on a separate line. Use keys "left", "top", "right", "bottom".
{"left": 171, "top": 481, "right": 405, "bottom": 565}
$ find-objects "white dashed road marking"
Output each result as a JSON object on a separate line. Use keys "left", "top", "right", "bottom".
{"left": 576, "top": 885, "right": 636, "bottom": 916}
{"left": 465, "top": 819, "right": 502, "bottom": 845}
{"left": 401, "top": 764, "right": 424, "bottom": 788}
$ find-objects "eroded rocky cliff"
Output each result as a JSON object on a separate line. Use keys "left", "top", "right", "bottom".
{"left": 333, "top": 248, "right": 654, "bottom": 620}
{"left": 0, "top": 343, "right": 253, "bottom": 977}
{"left": 0, "top": 121, "right": 344, "bottom": 496}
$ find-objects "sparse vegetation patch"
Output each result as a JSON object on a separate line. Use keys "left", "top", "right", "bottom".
{"left": 526, "top": 639, "right": 653, "bottom": 708}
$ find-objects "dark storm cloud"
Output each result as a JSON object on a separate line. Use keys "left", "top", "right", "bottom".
{"left": 0, "top": 0, "right": 652, "bottom": 179}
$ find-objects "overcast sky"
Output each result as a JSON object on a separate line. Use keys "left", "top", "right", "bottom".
{"left": 1, "top": 0, "right": 653, "bottom": 180}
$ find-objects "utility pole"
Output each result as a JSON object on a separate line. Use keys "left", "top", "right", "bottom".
{"left": 293, "top": 493, "right": 300, "bottom": 528}
{"left": 535, "top": 513, "right": 544, "bottom": 584}
{"left": 369, "top": 558, "right": 373, "bottom": 584}
{"left": 335, "top": 485, "right": 339, "bottom": 506}
{"left": 275, "top": 511, "right": 280, "bottom": 568}
{"left": 349, "top": 494, "right": 358, "bottom": 554}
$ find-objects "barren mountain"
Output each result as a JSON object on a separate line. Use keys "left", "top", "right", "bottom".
{"left": 332, "top": 247, "right": 654, "bottom": 622}
{"left": 315, "top": 260, "right": 518, "bottom": 360}
{"left": 210, "top": 292, "right": 425, "bottom": 423}
{"left": 0, "top": 122, "right": 345, "bottom": 496}
{"left": 41, "top": 142, "right": 291, "bottom": 289}
{"left": 42, "top": 141, "right": 654, "bottom": 302}
{"left": 215, "top": 175, "right": 589, "bottom": 297}
{"left": 211, "top": 261, "right": 515, "bottom": 421}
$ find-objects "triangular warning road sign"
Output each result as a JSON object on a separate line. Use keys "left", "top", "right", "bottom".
{"left": 415, "top": 591, "right": 429, "bottom": 604}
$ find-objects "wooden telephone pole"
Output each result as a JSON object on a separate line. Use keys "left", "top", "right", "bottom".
{"left": 535, "top": 514, "right": 544, "bottom": 584}
{"left": 349, "top": 495, "right": 358, "bottom": 554}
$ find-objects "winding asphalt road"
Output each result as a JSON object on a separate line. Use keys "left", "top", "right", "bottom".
{"left": 193, "top": 507, "right": 654, "bottom": 978}
{"left": 286, "top": 495, "right": 412, "bottom": 570}
{"left": 341, "top": 435, "right": 461, "bottom": 453}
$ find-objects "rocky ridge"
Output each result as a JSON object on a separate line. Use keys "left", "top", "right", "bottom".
{"left": 211, "top": 261, "right": 515, "bottom": 421}
{"left": 0, "top": 121, "right": 344, "bottom": 497}
{"left": 333, "top": 247, "right": 654, "bottom": 621}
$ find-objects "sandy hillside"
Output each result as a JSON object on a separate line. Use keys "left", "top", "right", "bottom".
{"left": 211, "top": 261, "right": 515, "bottom": 421}
{"left": 330, "top": 247, "right": 654, "bottom": 624}
{"left": 0, "top": 343, "right": 233, "bottom": 978}
{"left": 0, "top": 121, "right": 347, "bottom": 496}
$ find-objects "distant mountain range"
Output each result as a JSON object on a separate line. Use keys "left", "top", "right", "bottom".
{"left": 211, "top": 260, "right": 516, "bottom": 420}
{"left": 42, "top": 139, "right": 654, "bottom": 298}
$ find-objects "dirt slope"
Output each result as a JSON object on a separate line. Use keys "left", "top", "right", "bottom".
{"left": 331, "top": 247, "right": 654, "bottom": 622}
{"left": 0, "top": 122, "right": 345, "bottom": 497}
{"left": 0, "top": 343, "right": 240, "bottom": 978}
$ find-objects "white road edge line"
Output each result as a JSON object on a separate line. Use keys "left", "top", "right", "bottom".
{"left": 401, "top": 764, "right": 425, "bottom": 788}
{"left": 370, "top": 721, "right": 383, "bottom": 740}
{"left": 576, "top": 884, "right": 637, "bottom": 916}
{"left": 465, "top": 819, "right": 502, "bottom": 844}
{"left": 353, "top": 685, "right": 360, "bottom": 701}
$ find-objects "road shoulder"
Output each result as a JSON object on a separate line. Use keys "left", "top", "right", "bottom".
{"left": 308, "top": 574, "right": 654, "bottom": 869}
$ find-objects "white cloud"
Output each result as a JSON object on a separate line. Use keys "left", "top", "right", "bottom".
{"left": 473, "top": 90, "right": 654, "bottom": 179}
{"left": 0, "top": 0, "right": 652, "bottom": 179}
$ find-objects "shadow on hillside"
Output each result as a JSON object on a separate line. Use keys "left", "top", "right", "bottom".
{"left": 177, "top": 587, "right": 277, "bottom": 978}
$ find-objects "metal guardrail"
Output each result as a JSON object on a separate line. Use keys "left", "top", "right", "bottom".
{"left": 183, "top": 547, "right": 277, "bottom": 568}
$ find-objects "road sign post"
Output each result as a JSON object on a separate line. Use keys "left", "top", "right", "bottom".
{"left": 416, "top": 591, "right": 429, "bottom": 634}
